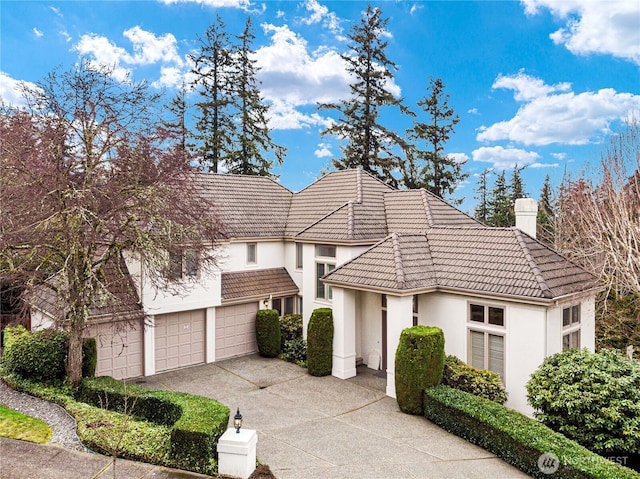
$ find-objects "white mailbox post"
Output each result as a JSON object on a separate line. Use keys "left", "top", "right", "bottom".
{"left": 217, "top": 428, "right": 257, "bottom": 479}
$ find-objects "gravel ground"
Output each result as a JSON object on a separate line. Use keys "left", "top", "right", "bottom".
{"left": 0, "top": 380, "right": 86, "bottom": 451}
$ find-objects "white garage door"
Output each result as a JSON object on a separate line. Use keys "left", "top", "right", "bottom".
{"left": 88, "top": 320, "right": 144, "bottom": 380}
{"left": 216, "top": 303, "right": 258, "bottom": 360}
{"left": 155, "top": 309, "right": 205, "bottom": 373}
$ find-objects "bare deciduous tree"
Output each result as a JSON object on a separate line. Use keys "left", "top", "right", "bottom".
{"left": 0, "top": 61, "right": 224, "bottom": 386}
{"left": 555, "top": 118, "right": 640, "bottom": 297}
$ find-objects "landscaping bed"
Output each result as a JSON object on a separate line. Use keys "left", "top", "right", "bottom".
{"left": 1, "top": 372, "right": 230, "bottom": 476}
{"left": 424, "top": 385, "right": 640, "bottom": 479}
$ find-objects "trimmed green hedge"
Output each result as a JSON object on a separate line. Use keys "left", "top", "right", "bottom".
{"left": 77, "top": 376, "right": 230, "bottom": 475}
{"left": 307, "top": 308, "right": 333, "bottom": 377}
{"left": 424, "top": 385, "right": 640, "bottom": 479}
{"left": 442, "top": 355, "right": 507, "bottom": 404}
{"left": 395, "top": 326, "right": 445, "bottom": 415}
{"left": 256, "top": 309, "right": 281, "bottom": 358}
{"left": 2, "top": 325, "right": 99, "bottom": 381}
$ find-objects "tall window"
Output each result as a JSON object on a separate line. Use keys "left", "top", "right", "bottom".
{"left": 246, "top": 243, "right": 257, "bottom": 264}
{"left": 315, "top": 244, "right": 336, "bottom": 300}
{"left": 296, "top": 243, "right": 303, "bottom": 269}
{"left": 412, "top": 295, "right": 419, "bottom": 326}
{"left": 562, "top": 304, "right": 581, "bottom": 350}
{"left": 167, "top": 249, "right": 199, "bottom": 280}
{"left": 468, "top": 303, "right": 505, "bottom": 381}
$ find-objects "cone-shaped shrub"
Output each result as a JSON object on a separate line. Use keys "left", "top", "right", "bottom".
{"left": 255, "top": 309, "right": 281, "bottom": 358}
{"left": 307, "top": 308, "right": 333, "bottom": 376}
{"left": 395, "top": 325, "right": 445, "bottom": 415}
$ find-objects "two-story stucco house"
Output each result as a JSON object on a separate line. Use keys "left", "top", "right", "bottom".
{"left": 31, "top": 169, "right": 599, "bottom": 414}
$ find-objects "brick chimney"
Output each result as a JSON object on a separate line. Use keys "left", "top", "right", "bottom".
{"left": 515, "top": 198, "right": 538, "bottom": 239}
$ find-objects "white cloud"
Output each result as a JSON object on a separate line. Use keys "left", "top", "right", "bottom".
{"left": 472, "top": 146, "right": 541, "bottom": 170}
{"left": 449, "top": 152, "right": 469, "bottom": 164}
{"left": 522, "top": 0, "right": 640, "bottom": 65}
{"left": 159, "top": 0, "right": 252, "bottom": 8}
{"left": 33, "top": 27, "right": 43, "bottom": 38}
{"left": 492, "top": 71, "right": 570, "bottom": 101}
{"left": 410, "top": 4, "right": 423, "bottom": 16}
{"left": 267, "top": 100, "right": 332, "bottom": 130}
{"left": 299, "top": 0, "right": 343, "bottom": 36}
{"left": 314, "top": 142, "right": 333, "bottom": 158}
{"left": 256, "top": 23, "right": 350, "bottom": 106}
{"left": 530, "top": 162, "right": 559, "bottom": 169}
{"left": 467, "top": 108, "right": 479, "bottom": 115}
{"left": 0, "top": 72, "right": 40, "bottom": 107}
{"left": 477, "top": 73, "right": 640, "bottom": 146}
{"left": 123, "top": 26, "right": 183, "bottom": 66}
{"left": 74, "top": 27, "right": 187, "bottom": 84}
{"left": 49, "top": 6, "right": 62, "bottom": 17}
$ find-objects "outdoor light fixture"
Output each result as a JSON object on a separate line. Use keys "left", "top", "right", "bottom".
{"left": 234, "top": 407, "right": 243, "bottom": 433}
{"left": 263, "top": 298, "right": 269, "bottom": 308}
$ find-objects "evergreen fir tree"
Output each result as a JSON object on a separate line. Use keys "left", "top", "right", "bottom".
{"left": 537, "top": 174, "right": 556, "bottom": 246}
{"left": 508, "top": 164, "right": 527, "bottom": 225}
{"left": 404, "top": 77, "right": 467, "bottom": 204}
{"left": 190, "top": 15, "right": 236, "bottom": 173}
{"left": 226, "top": 17, "right": 285, "bottom": 176}
{"left": 473, "top": 168, "right": 491, "bottom": 224}
{"left": 161, "top": 81, "right": 191, "bottom": 156}
{"left": 318, "top": 5, "right": 414, "bottom": 187}
{"left": 487, "top": 170, "right": 511, "bottom": 227}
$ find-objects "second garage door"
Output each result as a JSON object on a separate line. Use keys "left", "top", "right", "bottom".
{"left": 155, "top": 310, "right": 205, "bottom": 373}
{"left": 216, "top": 302, "right": 258, "bottom": 360}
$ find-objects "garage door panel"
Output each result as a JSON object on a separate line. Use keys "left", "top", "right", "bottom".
{"left": 155, "top": 310, "right": 206, "bottom": 373}
{"left": 88, "top": 320, "right": 144, "bottom": 380}
{"left": 215, "top": 303, "right": 258, "bottom": 361}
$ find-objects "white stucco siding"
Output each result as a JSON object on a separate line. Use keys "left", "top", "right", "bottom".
{"left": 421, "top": 293, "right": 468, "bottom": 359}
{"left": 30, "top": 309, "right": 56, "bottom": 330}
{"left": 505, "top": 303, "right": 547, "bottom": 415}
{"left": 220, "top": 240, "right": 286, "bottom": 271}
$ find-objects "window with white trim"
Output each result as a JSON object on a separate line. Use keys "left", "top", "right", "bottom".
{"left": 412, "top": 295, "right": 419, "bottom": 326}
{"left": 296, "top": 243, "right": 303, "bottom": 269}
{"left": 468, "top": 303, "right": 505, "bottom": 381}
{"left": 247, "top": 243, "right": 257, "bottom": 264}
{"left": 562, "top": 304, "right": 581, "bottom": 351}
{"left": 315, "top": 244, "right": 336, "bottom": 300}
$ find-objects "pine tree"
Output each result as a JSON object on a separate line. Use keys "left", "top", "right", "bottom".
{"left": 161, "top": 81, "right": 191, "bottom": 156}
{"left": 190, "top": 15, "right": 236, "bottom": 173}
{"left": 318, "top": 5, "right": 414, "bottom": 187}
{"left": 508, "top": 164, "right": 527, "bottom": 225}
{"left": 537, "top": 174, "right": 555, "bottom": 246}
{"left": 403, "top": 77, "right": 467, "bottom": 203}
{"left": 474, "top": 168, "right": 491, "bottom": 224}
{"left": 487, "top": 170, "right": 511, "bottom": 227}
{"left": 226, "top": 17, "right": 285, "bottom": 176}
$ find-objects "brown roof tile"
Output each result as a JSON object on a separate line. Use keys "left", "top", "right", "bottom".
{"left": 192, "top": 173, "right": 293, "bottom": 239}
{"left": 221, "top": 267, "right": 299, "bottom": 302}
{"left": 325, "top": 228, "right": 598, "bottom": 301}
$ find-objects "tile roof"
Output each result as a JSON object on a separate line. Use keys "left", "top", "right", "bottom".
{"left": 30, "top": 252, "right": 144, "bottom": 322}
{"left": 324, "top": 228, "right": 598, "bottom": 301}
{"left": 191, "top": 173, "right": 293, "bottom": 239}
{"left": 221, "top": 267, "right": 299, "bottom": 303}
{"left": 286, "top": 169, "right": 391, "bottom": 239}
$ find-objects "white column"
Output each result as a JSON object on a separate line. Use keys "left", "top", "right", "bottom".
{"left": 144, "top": 315, "right": 156, "bottom": 376}
{"left": 217, "top": 428, "right": 257, "bottom": 479}
{"left": 385, "top": 295, "right": 414, "bottom": 398}
{"left": 331, "top": 287, "right": 357, "bottom": 379}
{"left": 206, "top": 307, "right": 216, "bottom": 363}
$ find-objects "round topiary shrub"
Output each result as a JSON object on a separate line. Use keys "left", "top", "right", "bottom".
{"left": 306, "top": 308, "right": 333, "bottom": 377}
{"left": 255, "top": 309, "right": 281, "bottom": 358}
{"left": 280, "top": 314, "right": 303, "bottom": 348}
{"left": 395, "top": 325, "right": 445, "bottom": 415}
{"left": 1, "top": 325, "right": 68, "bottom": 380}
{"left": 527, "top": 348, "right": 640, "bottom": 455}
{"left": 442, "top": 355, "right": 507, "bottom": 404}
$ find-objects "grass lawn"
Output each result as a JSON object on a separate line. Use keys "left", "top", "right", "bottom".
{"left": 0, "top": 404, "right": 52, "bottom": 444}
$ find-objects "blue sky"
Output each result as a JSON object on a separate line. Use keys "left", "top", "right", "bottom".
{"left": 1, "top": 0, "right": 639, "bottom": 213}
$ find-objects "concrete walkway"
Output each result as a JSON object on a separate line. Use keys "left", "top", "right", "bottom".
{"left": 141, "top": 355, "right": 529, "bottom": 479}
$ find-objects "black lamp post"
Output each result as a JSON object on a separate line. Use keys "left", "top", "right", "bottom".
{"left": 234, "top": 407, "right": 243, "bottom": 433}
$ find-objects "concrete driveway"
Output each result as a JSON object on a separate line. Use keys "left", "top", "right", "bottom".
{"left": 141, "top": 355, "right": 529, "bottom": 479}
